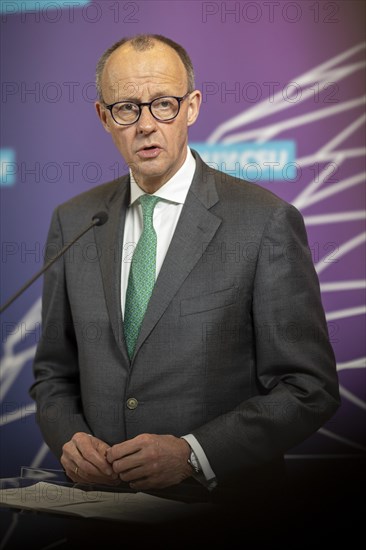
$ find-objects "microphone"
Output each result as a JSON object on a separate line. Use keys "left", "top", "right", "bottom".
{"left": 92, "top": 211, "right": 108, "bottom": 226}
{"left": 0, "top": 211, "right": 109, "bottom": 314}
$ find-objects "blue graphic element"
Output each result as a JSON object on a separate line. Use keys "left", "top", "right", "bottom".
{"left": 190, "top": 141, "right": 297, "bottom": 182}
{"left": 0, "top": 149, "right": 16, "bottom": 186}
{"left": 0, "top": 0, "right": 90, "bottom": 14}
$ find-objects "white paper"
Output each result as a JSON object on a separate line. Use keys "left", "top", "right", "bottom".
{"left": 0, "top": 482, "right": 212, "bottom": 523}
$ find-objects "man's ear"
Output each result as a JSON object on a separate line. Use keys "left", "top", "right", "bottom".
{"left": 95, "top": 102, "right": 111, "bottom": 133}
{"left": 187, "top": 90, "right": 202, "bottom": 127}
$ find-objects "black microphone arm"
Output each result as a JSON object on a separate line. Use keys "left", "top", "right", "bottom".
{"left": 0, "top": 211, "right": 109, "bottom": 314}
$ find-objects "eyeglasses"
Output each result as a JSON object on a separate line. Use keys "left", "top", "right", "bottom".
{"left": 104, "top": 92, "right": 191, "bottom": 126}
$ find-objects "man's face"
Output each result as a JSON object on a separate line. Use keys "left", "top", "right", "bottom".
{"left": 95, "top": 42, "right": 201, "bottom": 191}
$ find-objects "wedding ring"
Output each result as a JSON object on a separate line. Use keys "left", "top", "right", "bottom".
{"left": 74, "top": 466, "right": 78, "bottom": 475}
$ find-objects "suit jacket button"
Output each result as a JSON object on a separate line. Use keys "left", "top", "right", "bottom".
{"left": 126, "top": 397, "right": 138, "bottom": 410}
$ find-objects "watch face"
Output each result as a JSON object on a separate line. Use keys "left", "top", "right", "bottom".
{"left": 189, "top": 450, "right": 200, "bottom": 473}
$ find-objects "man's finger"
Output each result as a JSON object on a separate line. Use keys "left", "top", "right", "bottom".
{"left": 71, "top": 434, "right": 114, "bottom": 476}
{"left": 110, "top": 451, "right": 145, "bottom": 474}
{"left": 69, "top": 466, "right": 121, "bottom": 486}
{"left": 106, "top": 433, "right": 154, "bottom": 463}
{"left": 117, "top": 463, "right": 148, "bottom": 482}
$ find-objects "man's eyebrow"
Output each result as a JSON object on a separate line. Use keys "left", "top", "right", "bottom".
{"left": 117, "top": 91, "right": 176, "bottom": 103}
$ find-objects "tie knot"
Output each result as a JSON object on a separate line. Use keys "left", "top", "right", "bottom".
{"left": 139, "top": 194, "right": 161, "bottom": 220}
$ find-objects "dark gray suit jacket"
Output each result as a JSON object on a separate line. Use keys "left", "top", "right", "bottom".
{"left": 30, "top": 151, "right": 339, "bottom": 492}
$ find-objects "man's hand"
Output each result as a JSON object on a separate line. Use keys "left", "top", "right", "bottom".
{"left": 106, "top": 434, "right": 193, "bottom": 490}
{"left": 61, "top": 432, "right": 120, "bottom": 485}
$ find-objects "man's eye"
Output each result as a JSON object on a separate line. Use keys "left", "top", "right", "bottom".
{"left": 120, "top": 103, "right": 136, "bottom": 112}
{"left": 155, "top": 99, "right": 173, "bottom": 109}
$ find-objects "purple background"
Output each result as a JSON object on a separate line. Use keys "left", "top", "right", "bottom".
{"left": 1, "top": 0, "right": 365, "bottom": 477}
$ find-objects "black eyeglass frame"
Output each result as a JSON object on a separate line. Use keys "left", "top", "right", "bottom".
{"left": 103, "top": 92, "right": 191, "bottom": 126}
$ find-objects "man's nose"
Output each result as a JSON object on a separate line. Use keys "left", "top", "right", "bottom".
{"left": 136, "top": 105, "right": 157, "bottom": 133}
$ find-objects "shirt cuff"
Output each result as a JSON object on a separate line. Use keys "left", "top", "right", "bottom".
{"left": 181, "top": 434, "right": 217, "bottom": 490}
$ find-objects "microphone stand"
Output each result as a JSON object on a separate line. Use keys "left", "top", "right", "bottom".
{"left": 0, "top": 212, "right": 108, "bottom": 314}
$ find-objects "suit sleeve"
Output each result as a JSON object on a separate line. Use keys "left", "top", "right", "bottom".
{"left": 191, "top": 201, "right": 340, "bottom": 482}
{"left": 29, "top": 207, "right": 92, "bottom": 459}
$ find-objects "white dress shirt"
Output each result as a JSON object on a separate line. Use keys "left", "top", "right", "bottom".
{"left": 120, "top": 147, "right": 217, "bottom": 489}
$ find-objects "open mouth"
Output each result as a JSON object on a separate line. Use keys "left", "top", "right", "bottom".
{"left": 137, "top": 146, "right": 162, "bottom": 158}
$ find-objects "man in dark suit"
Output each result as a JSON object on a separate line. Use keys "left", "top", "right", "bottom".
{"left": 30, "top": 34, "right": 339, "bottom": 505}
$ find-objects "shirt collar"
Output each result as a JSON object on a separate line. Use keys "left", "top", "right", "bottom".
{"left": 129, "top": 146, "right": 196, "bottom": 206}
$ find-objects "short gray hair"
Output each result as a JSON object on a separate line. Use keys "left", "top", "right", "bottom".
{"left": 95, "top": 34, "right": 195, "bottom": 103}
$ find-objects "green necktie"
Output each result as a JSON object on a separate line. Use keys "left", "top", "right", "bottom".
{"left": 124, "top": 194, "right": 161, "bottom": 358}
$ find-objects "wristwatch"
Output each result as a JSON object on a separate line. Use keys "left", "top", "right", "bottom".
{"left": 187, "top": 448, "right": 201, "bottom": 474}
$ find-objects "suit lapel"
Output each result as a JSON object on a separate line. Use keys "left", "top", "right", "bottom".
{"left": 132, "top": 157, "right": 221, "bottom": 360}
{"left": 94, "top": 176, "right": 130, "bottom": 362}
